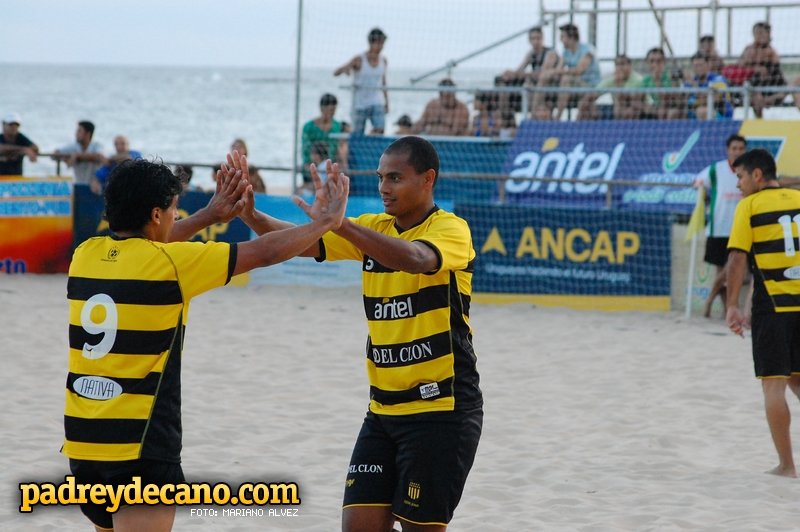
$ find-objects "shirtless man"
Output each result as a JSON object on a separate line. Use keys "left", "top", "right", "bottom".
{"left": 412, "top": 78, "right": 470, "bottom": 137}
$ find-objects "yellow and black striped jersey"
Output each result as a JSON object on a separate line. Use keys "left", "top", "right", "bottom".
{"left": 64, "top": 235, "right": 236, "bottom": 461}
{"left": 728, "top": 187, "right": 800, "bottom": 313}
{"left": 320, "top": 207, "right": 482, "bottom": 415}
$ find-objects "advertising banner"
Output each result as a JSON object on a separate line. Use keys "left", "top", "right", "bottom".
{"left": 457, "top": 203, "right": 672, "bottom": 310}
{"left": 501, "top": 120, "right": 742, "bottom": 214}
{"left": 0, "top": 178, "right": 73, "bottom": 273}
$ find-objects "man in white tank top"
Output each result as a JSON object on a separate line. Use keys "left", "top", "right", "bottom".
{"left": 334, "top": 27, "right": 388, "bottom": 135}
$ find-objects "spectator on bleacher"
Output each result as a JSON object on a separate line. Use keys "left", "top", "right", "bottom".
{"left": 412, "top": 78, "right": 470, "bottom": 136}
{"left": 537, "top": 23, "right": 601, "bottom": 120}
{"left": 471, "top": 91, "right": 502, "bottom": 137}
{"left": 301, "top": 93, "right": 345, "bottom": 188}
{"left": 698, "top": 35, "right": 725, "bottom": 74}
{"left": 0, "top": 112, "right": 38, "bottom": 176}
{"left": 51, "top": 121, "right": 105, "bottom": 185}
{"left": 334, "top": 27, "right": 388, "bottom": 135}
{"left": 498, "top": 26, "right": 559, "bottom": 119}
{"left": 738, "top": 22, "right": 787, "bottom": 118}
{"left": 682, "top": 53, "right": 733, "bottom": 120}
{"left": 394, "top": 114, "right": 414, "bottom": 136}
{"left": 583, "top": 54, "right": 644, "bottom": 120}
{"left": 92, "top": 135, "right": 142, "bottom": 194}
{"left": 641, "top": 47, "right": 681, "bottom": 119}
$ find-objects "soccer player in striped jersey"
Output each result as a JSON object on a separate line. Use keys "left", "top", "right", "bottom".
{"left": 64, "top": 156, "right": 348, "bottom": 530}
{"left": 237, "top": 136, "right": 482, "bottom": 531}
{"left": 726, "top": 148, "right": 800, "bottom": 478}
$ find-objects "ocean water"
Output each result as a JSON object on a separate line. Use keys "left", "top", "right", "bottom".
{"left": 0, "top": 63, "right": 496, "bottom": 192}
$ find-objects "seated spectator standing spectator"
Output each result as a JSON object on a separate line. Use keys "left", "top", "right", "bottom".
{"left": 301, "top": 93, "right": 345, "bottom": 189}
{"left": 93, "top": 135, "right": 142, "bottom": 194}
{"left": 537, "top": 23, "right": 601, "bottom": 120}
{"left": 412, "top": 78, "right": 470, "bottom": 136}
{"left": 641, "top": 47, "right": 681, "bottom": 119}
{"left": 52, "top": 121, "right": 104, "bottom": 184}
{"left": 584, "top": 54, "right": 644, "bottom": 120}
{"left": 683, "top": 53, "right": 733, "bottom": 120}
{"left": 0, "top": 112, "right": 38, "bottom": 176}
{"left": 738, "top": 22, "right": 787, "bottom": 118}
{"left": 497, "top": 26, "right": 559, "bottom": 119}
{"left": 698, "top": 35, "right": 725, "bottom": 74}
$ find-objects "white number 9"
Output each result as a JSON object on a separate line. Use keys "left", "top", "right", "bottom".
{"left": 80, "top": 293, "right": 118, "bottom": 360}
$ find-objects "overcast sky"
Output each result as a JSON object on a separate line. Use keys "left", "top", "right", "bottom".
{"left": 2, "top": 1, "right": 797, "bottom": 71}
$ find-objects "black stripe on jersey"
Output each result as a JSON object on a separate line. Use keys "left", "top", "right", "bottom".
{"left": 225, "top": 243, "right": 237, "bottom": 285}
{"left": 370, "top": 377, "right": 454, "bottom": 405}
{"left": 464, "top": 257, "right": 475, "bottom": 274}
{"left": 760, "top": 267, "right": 798, "bottom": 282}
{"left": 752, "top": 238, "right": 799, "bottom": 255}
{"left": 363, "top": 256, "right": 395, "bottom": 273}
{"left": 68, "top": 277, "right": 183, "bottom": 306}
{"left": 363, "top": 284, "right": 449, "bottom": 321}
{"left": 64, "top": 416, "right": 147, "bottom": 444}
{"left": 69, "top": 325, "right": 176, "bottom": 355}
{"left": 366, "top": 331, "right": 453, "bottom": 368}
{"left": 67, "top": 372, "right": 161, "bottom": 396}
{"left": 772, "top": 293, "right": 800, "bottom": 308}
{"left": 750, "top": 209, "right": 800, "bottom": 228}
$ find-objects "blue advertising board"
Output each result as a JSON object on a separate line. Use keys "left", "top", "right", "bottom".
{"left": 347, "top": 135, "right": 506, "bottom": 202}
{"left": 457, "top": 203, "right": 672, "bottom": 310}
{"left": 501, "top": 120, "right": 742, "bottom": 214}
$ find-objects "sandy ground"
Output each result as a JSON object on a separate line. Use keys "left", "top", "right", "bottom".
{"left": 1, "top": 274, "right": 798, "bottom": 531}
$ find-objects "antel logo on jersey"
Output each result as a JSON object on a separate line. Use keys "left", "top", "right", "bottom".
{"left": 373, "top": 296, "right": 414, "bottom": 320}
{"left": 505, "top": 137, "right": 625, "bottom": 194}
{"left": 73, "top": 376, "right": 123, "bottom": 400}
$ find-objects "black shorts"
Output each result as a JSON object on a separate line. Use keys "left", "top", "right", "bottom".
{"left": 342, "top": 407, "right": 483, "bottom": 526}
{"left": 69, "top": 458, "right": 185, "bottom": 530}
{"left": 704, "top": 236, "right": 730, "bottom": 267}
{"left": 751, "top": 311, "right": 800, "bottom": 377}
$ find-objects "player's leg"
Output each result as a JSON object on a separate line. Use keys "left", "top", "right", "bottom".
{"left": 342, "top": 412, "right": 397, "bottom": 532}
{"left": 113, "top": 504, "right": 176, "bottom": 532}
{"left": 761, "top": 377, "right": 796, "bottom": 477}
{"left": 390, "top": 407, "right": 483, "bottom": 531}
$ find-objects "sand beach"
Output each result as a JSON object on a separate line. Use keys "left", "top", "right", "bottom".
{"left": 1, "top": 274, "right": 798, "bottom": 531}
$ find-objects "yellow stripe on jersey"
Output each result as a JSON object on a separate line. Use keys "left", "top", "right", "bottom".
{"left": 729, "top": 187, "right": 800, "bottom": 313}
{"left": 64, "top": 235, "right": 233, "bottom": 461}
{"left": 322, "top": 208, "right": 481, "bottom": 416}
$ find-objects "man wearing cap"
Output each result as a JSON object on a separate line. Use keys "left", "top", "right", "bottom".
{"left": 52, "top": 121, "right": 105, "bottom": 185}
{"left": 334, "top": 27, "right": 388, "bottom": 135}
{"left": 0, "top": 112, "right": 39, "bottom": 176}
{"left": 412, "top": 78, "right": 470, "bottom": 136}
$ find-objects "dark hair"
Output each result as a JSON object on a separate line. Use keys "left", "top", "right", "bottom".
{"left": 78, "top": 120, "right": 95, "bottom": 136}
{"left": 529, "top": 26, "right": 543, "bottom": 36}
{"left": 733, "top": 149, "right": 777, "bottom": 181}
{"left": 396, "top": 114, "right": 412, "bottom": 127}
{"left": 726, "top": 134, "right": 746, "bottom": 148}
{"left": 320, "top": 93, "right": 337, "bottom": 106}
{"left": 311, "top": 141, "right": 329, "bottom": 159}
{"left": 753, "top": 21, "right": 771, "bottom": 32}
{"left": 558, "top": 23, "right": 579, "bottom": 40}
{"left": 646, "top": 47, "right": 665, "bottom": 59}
{"left": 699, "top": 35, "right": 715, "bottom": 44}
{"left": 691, "top": 52, "right": 708, "bottom": 62}
{"left": 438, "top": 78, "right": 456, "bottom": 87}
{"left": 368, "top": 27, "right": 386, "bottom": 42}
{"left": 614, "top": 54, "right": 631, "bottom": 65}
{"left": 383, "top": 136, "right": 440, "bottom": 186}
{"left": 104, "top": 159, "right": 183, "bottom": 232}
{"left": 175, "top": 164, "right": 194, "bottom": 183}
